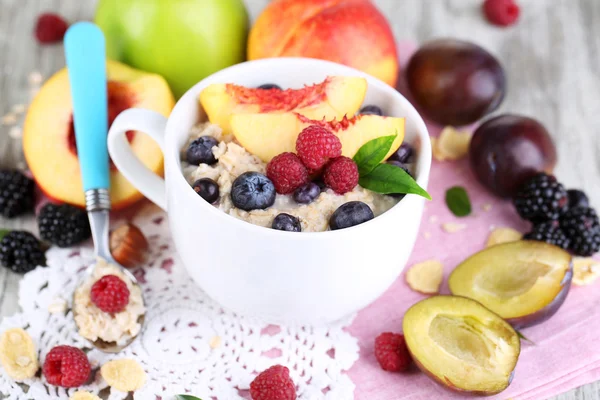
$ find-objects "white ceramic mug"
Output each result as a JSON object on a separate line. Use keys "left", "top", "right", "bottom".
{"left": 108, "top": 58, "right": 431, "bottom": 325}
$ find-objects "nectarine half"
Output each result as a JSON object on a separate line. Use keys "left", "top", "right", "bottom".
{"left": 230, "top": 112, "right": 404, "bottom": 162}
{"left": 199, "top": 76, "right": 367, "bottom": 134}
{"left": 23, "top": 60, "right": 174, "bottom": 209}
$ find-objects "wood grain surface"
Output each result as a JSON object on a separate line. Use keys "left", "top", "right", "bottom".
{"left": 0, "top": 0, "right": 599, "bottom": 399}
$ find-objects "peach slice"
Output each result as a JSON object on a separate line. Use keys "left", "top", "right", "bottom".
{"left": 199, "top": 76, "right": 367, "bottom": 134}
{"left": 403, "top": 296, "right": 520, "bottom": 395}
{"left": 23, "top": 60, "right": 175, "bottom": 209}
{"left": 449, "top": 240, "right": 573, "bottom": 329}
{"left": 230, "top": 113, "right": 404, "bottom": 162}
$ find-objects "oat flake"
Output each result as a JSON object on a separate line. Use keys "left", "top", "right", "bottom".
{"left": 442, "top": 223, "right": 466, "bottom": 233}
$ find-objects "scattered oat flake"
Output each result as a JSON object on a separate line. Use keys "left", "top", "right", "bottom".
{"left": 11, "top": 104, "right": 26, "bottom": 114}
{"left": 1, "top": 113, "right": 17, "bottom": 125}
{"left": 432, "top": 126, "right": 472, "bottom": 161}
{"left": 482, "top": 203, "right": 493, "bottom": 212}
{"left": 429, "top": 215, "right": 438, "bottom": 223}
{"left": 101, "top": 359, "right": 147, "bottom": 391}
{"left": 572, "top": 257, "right": 600, "bottom": 286}
{"left": 486, "top": 227, "right": 523, "bottom": 247}
{"left": 442, "top": 223, "right": 466, "bottom": 233}
{"left": 209, "top": 335, "right": 222, "bottom": 349}
{"left": 70, "top": 392, "right": 101, "bottom": 400}
{"left": 28, "top": 71, "right": 43, "bottom": 85}
{"left": 9, "top": 126, "right": 22, "bottom": 139}
{"left": 48, "top": 297, "right": 68, "bottom": 314}
{"left": 0, "top": 328, "right": 38, "bottom": 381}
{"left": 406, "top": 260, "right": 444, "bottom": 294}
{"left": 423, "top": 231, "right": 432, "bottom": 239}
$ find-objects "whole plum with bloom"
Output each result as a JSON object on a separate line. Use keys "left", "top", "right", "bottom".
{"left": 248, "top": 0, "right": 399, "bottom": 87}
{"left": 406, "top": 39, "right": 505, "bottom": 126}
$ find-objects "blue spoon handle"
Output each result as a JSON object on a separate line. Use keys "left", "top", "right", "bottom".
{"left": 64, "top": 22, "right": 109, "bottom": 193}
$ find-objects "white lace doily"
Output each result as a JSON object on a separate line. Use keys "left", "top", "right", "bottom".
{"left": 0, "top": 206, "right": 359, "bottom": 400}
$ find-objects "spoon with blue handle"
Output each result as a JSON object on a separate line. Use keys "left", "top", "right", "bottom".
{"left": 65, "top": 22, "right": 145, "bottom": 353}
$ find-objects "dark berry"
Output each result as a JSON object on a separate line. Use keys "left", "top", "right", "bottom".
{"left": 524, "top": 220, "right": 570, "bottom": 249}
{"left": 560, "top": 207, "right": 600, "bottom": 256}
{"left": 389, "top": 143, "right": 415, "bottom": 164}
{"left": 293, "top": 182, "right": 321, "bottom": 204}
{"left": 35, "top": 13, "right": 68, "bottom": 44}
{"left": 38, "top": 203, "right": 91, "bottom": 247}
{"left": 186, "top": 136, "right": 219, "bottom": 165}
{"left": 272, "top": 213, "right": 301, "bottom": 232}
{"left": 192, "top": 178, "right": 220, "bottom": 204}
{"left": 359, "top": 105, "right": 384, "bottom": 116}
{"left": 231, "top": 172, "right": 276, "bottom": 211}
{"left": 513, "top": 173, "right": 568, "bottom": 222}
{"left": 258, "top": 83, "right": 282, "bottom": 90}
{"left": 0, "top": 169, "right": 35, "bottom": 218}
{"left": 0, "top": 230, "right": 46, "bottom": 273}
{"left": 567, "top": 189, "right": 589, "bottom": 209}
{"left": 330, "top": 201, "right": 374, "bottom": 230}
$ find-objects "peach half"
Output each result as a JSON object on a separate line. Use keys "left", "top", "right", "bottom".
{"left": 230, "top": 112, "right": 404, "bottom": 162}
{"left": 403, "top": 296, "right": 520, "bottom": 395}
{"left": 23, "top": 60, "right": 175, "bottom": 209}
{"left": 199, "top": 76, "right": 367, "bottom": 134}
{"left": 449, "top": 240, "right": 573, "bottom": 329}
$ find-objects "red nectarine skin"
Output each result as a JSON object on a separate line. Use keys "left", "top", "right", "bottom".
{"left": 226, "top": 79, "right": 328, "bottom": 112}
{"left": 249, "top": 0, "right": 399, "bottom": 87}
{"left": 297, "top": 113, "right": 362, "bottom": 131}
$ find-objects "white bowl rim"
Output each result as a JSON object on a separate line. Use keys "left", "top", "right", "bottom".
{"left": 165, "top": 57, "right": 432, "bottom": 238}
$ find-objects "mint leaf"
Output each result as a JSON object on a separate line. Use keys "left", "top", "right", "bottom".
{"left": 516, "top": 330, "right": 535, "bottom": 345}
{"left": 175, "top": 396, "right": 203, "bottom": 400}
{"left": 359, "top": 163, "right": 431, "bottom": 199}
{"left": 445, "top": 186, "right": 471, "bottom": 217}
{"left": 0, "top": 230, "right": 9, "bottom": 242}
{"left": 352, "top": 134, "right": 397, "bottom": 176}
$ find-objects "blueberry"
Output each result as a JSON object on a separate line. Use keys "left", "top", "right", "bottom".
{"left": 313, "top": 179, "right": 328, "bottom": 192}
{"left": 192, "top": 178, "right": 220, "bottom": 204}
{"left": 330, "top": 201, "right": 374, "bottom": 230}
{"left": 359, "top": 105, "right": 383, "bottom": 116}
{"left": 186, "top": 136, "right": 219, "bottom": 165}
{"left": 231, "top": 172, "right": 276, "bottom": 211}
{"left": 567, "top": 189, "right": 589, "bottom": 209}
{"left": 293, "top": 182, "right": 321, "bottom": 204}
{"left": 386, "top": 161, "right": 413, "bottom": 199}
{"left": 272, "top": 213, "right": 301, "bottom": 232}
{"left": 258, "top": 83, "right": 282, "bottom": 90}
{"left": 389, "top": 143, "right": 414, "bottom": 164}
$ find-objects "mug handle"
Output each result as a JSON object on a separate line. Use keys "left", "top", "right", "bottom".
{"left": 107, "top": 109, "right": 168, "bottom": 210}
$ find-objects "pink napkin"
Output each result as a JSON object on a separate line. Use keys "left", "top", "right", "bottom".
{"left": 347, "top": 41, "right": 600, "bottom": 400}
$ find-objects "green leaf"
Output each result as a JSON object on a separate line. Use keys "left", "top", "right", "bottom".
{"left": 359, "top": 163, "right": 431, "bottom": 199}
{"left": 0, "top": 230, "right": 10, "bottom": 242}
{"left": 352, "top": 134, "right": 397, "bottom": 176}
{"left": 445, "top": 186, "right": 472, "bottom": 217}
{"left": 516, "top": 330, "right": 535, "bottom": 345}
{"left": 175, "top": 396, "right": 203, "bottom": 400}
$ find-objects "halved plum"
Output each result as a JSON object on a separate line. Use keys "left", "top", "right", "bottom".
{"left": 403, "top": 296, "right": 520, "bottom": 395}
{"left": 449, "top": 240, "right": 572, "bottom": 329}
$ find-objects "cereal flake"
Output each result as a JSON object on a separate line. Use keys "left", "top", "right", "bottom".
{"left": 0, "top": 328, "right": 38, "bottom": 381}
{"left": 442, "top": 223, "right": 467, "bottom": 233}
{"left": 486, "top": 227, "right": 523, "bottom": 247}
{"left": 48, "top": 297, "right": 68, "bottom": 314}
{"left": 406, "top": 260, "right": 444, "bottom": 294}
{"left": 482, "top": 203, "right": 493, "bottom": 212}
{"left": 432, "top": 126, "right": 472, "bottom": 161}
{"left": 1, "top": 113, "right": 17, "bottom": 125}
{"left": 101, "top": 359, "right": 146, "bottom": 391}
{"left": 9, "top": 126, "right": 22, "bottom": 139}
{"left": 209, "top": 335, "right": 222, "bottom": 349}
{"left": 572, "top": 257, "right": 600, "bottom": 286}
{"left": 70, "top": 392, "right": 101, "bottom": 400}
{"left": 28, "top": 71, "right": 43, "bottom": 86}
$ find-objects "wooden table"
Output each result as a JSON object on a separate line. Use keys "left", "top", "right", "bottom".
{"left": 0, "top": 0, "right": 598, "bottom": 398}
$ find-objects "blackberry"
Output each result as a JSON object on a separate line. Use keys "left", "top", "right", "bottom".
{"left": 0, "top": 170, "right": 35, "bottom": 218}
{"left": 567, "top": 189, "right": 589, "bottom": 209}
{"left": 523, "top": 221, "right": 570, "bottom": 249}
{"left": 38, "top": 204, "right": 91, "bottom": 247}
{"left": 0, "top": 230, "right": 46, "bottom": 273}
{"left": 513, "top": 173, "right": 568, "bottom": 222}
{"left": 560, "top": 206, "right": 600, "bottom": 256}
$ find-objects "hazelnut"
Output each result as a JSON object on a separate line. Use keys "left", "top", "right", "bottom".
{"left": 109, "top": 223, "right": 149, "bottom": 268}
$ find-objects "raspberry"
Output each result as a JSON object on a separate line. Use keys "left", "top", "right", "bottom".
{"left": 266, "top": 152, "right": 308, "bottom": 194}
{"left": 250, "top": 365, "right": 296, "bottom": 400}
{"left": 42, "top": 345, "right": 90, "bottom": 388}
{"left": 90, "top": 275, "right": 130, "bottom": 313}
{"left": 35, "top": 13, "right": 68, "bottom": 44}
{"left": 374, "top": 332, "right": 412, "bottom": 372}
{"left": 323, "top": 156, "right": 359, "bottom": 194}
{"left": 295, "top": 125, "right": 342, "bottom": 170}
{"left": 483, "top": 0, "right": 520, "bottom": 27}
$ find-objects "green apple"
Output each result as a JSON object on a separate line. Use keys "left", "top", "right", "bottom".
{"left": 95, "top": 0, "right": 249, "bottom": 98}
